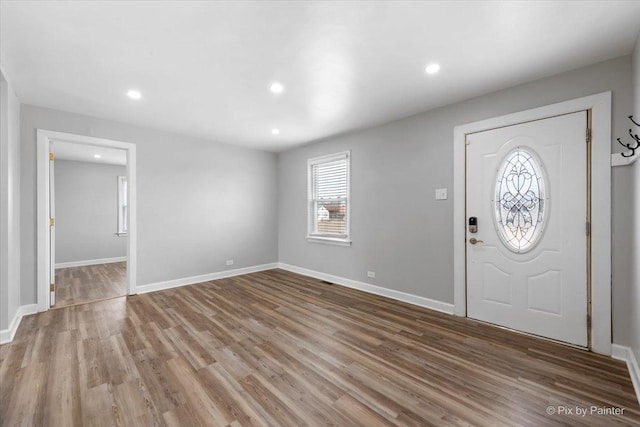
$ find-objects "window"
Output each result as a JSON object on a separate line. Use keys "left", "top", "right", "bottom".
{"left": 117, "top": 175, "right": 128, "bottom": 235}
{"left": 494, "top": 147, "right": 546, "bottom": 253}
{"left": 307, "top": 151, "right": 351, "bottom": 245}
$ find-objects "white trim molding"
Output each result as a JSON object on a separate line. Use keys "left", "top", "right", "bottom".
{"left": 55, "top": 256, "right": 127, "bottom": 269}
{"left": 37, "top": 129, "right": 137, "bottom": 313}
{"left": 453, "top": 92, "right": 612, "bottom": 355}
{"left": 612, "top": 344, "right": 640, "bottom": 405}
{"left": 611, "top": 151, "right": 639, "bottom": 167}
{"left": 0, "top": 304, "right": 39, "bottom": 344}
{"left": 306, "top": 237, "right": 352, "bottom": 247}
{"left": 278, "top": 263, "right": 454, "bottom": 315}
{"left": 137, "top": 263, "right": 279, "bottom": 294}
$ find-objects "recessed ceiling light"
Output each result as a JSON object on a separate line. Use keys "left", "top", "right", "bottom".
{"left": 270, "top": 82, "right": 284, "bottom": 94}
{"left": 94, "top": 154, "right": 102, "bottom": 159}
{"left": 271, "top": 128, "right": 280, "bottom": 135}
{"left": 425, "top": 63, "right": 440, "bottom": 75}
{"left": 127, "top": 89, "right": 142, "bottom": 100}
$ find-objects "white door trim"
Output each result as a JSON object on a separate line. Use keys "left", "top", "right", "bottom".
{"left": 37, "top": 129, "right": 137, "bottom": 312}
{"left": 453, "top": 92, "right": 612, "bottom": 355}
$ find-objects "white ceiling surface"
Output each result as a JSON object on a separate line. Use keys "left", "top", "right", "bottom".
{"left": 2, "top": 2, "right": 640, "bottom": 152}
{"left": 53, "top": 140, "right": 127, "bottom": 166}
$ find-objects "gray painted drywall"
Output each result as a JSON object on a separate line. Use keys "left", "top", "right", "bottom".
{"left": 631, "top": 32, "right": 640, "bottom": 361}
{"left": 54, "top": 159, "right": 127, "bottom": 264}
{"left": 21, "top": 106, "right": 278, "bottom": 304}
{"left": 0, "top": 70, "right": 21, "bottom": 331}
{"left": 278, "top": 56, "right": 634, "bottom": 344}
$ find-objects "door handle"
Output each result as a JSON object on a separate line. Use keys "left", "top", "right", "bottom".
{"left": 469, "top": 238, "right": 484, "bottom": 245}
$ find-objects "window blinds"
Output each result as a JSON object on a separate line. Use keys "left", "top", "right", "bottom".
{"left": 308, "top": 152, "right": 349, "bottom": 239}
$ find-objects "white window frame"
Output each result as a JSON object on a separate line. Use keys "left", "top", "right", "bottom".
{"left": 307, "top": 151, "right": 351, "bottom": 246}
{"left": 117, "top": 175, "right": 128, "bottom": 236}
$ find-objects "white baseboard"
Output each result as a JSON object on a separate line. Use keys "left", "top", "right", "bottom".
{"left": 612, "top": 344, "right": 640, "bottom": 404}
{"left": 0, "top": 304, "right": 39, "bottom": 344}
{"left": 277, "top": 263, "right": 454, "bottom": 315}
{"left": 55, "top": 256, "right": 127, "bottom": 269}
{"left": 137, "top": 263, "right": 279, "bottom": 295}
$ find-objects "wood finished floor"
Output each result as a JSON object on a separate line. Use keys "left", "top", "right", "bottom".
{"left": 54, "top": 262, "right": 127, "bottom": 308}
{"left": 1, "top": 269, "right": 638, "bottom": 426}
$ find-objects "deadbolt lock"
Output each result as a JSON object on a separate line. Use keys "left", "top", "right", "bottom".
{"left": 469, "top": 216, "right": 478, "bottom": 233}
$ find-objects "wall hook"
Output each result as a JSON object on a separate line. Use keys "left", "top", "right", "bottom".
{"left": 617, "top": 115, "right": 640, "bottom": 158}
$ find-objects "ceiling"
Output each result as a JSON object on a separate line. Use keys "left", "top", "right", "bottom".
{"left": 54, "top": 140, "right": 126, "bottom": 166}
{"left": 2, "top": 1, "right": 640, "bottom": 152}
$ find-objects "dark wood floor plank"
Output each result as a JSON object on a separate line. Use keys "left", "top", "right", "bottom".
{"left": 1, "top": 268, "right": 638, "bottom": 426}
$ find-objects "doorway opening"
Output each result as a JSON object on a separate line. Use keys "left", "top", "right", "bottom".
{"left": 37, "top": 130, "right": 137, "bottom": 311}
{"left": 51, "top": 141, "right": 128, "bottom": 308}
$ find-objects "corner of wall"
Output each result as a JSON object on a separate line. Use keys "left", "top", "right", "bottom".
{"left": 630, "top": 29, "right": 640, "bottom": 367}
{"left": 0, "top": 67, "right": 22, "bottom": 333}
{"left": 612, "top": 344, "right": 640, "bottom": 405}
{"left": 0, "top": 70, "right": 9, "bottom": 331}
{"left": 0, "top": 304, "right": 38, "bottom": 345}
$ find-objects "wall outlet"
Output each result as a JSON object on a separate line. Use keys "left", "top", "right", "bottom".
{"left": 226, "top": 259, "right": 234, "bottom": 266}
{"left": 367, "top": 271, "right": 375, "bottom": 278}
{"left": 435, "top": 188, "right": 448, "bottom": 200}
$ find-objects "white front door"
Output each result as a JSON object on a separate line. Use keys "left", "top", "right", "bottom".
{"left": 466, "top": 111, "right": 588, "bottom": 347}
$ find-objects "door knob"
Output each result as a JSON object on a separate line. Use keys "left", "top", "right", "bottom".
{"left": 469, "top": 238, "right": 484, "bottom": 245}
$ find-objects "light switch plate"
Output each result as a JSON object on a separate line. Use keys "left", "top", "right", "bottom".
{"left": 435, "top": 188, "right": 448, "bottom": 200}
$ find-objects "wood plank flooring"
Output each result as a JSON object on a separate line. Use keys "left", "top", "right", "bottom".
{"left": 1, "top": 269, "right": 638, "bottom": 426}
{"left": 54, "top": 262, "right": 126, "bottom": 308}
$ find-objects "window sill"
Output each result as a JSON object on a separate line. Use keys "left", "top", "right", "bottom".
{"left": 306, "top": 236, "right": 352, "bottom": 247}
{"left": 115, "top": 232, "right": 128, "bottom": 237}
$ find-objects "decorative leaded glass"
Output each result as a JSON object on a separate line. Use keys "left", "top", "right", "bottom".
{"left": 494, "top": 147, "right": 546, "bottom": 253}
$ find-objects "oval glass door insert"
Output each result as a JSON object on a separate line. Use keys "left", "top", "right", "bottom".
{"left": 494, "top": 147, "right": 547, "bottom": 253}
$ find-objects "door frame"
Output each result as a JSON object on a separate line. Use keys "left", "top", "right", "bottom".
{"left": 37, "top": 129, "right": 137, "bottom": 311}
{"left": 453, "top": 92, "right": 612, "bottom": 355}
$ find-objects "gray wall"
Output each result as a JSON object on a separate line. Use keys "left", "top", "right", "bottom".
{"left": 21, "top": 106, "right": 278, "bottom": 303}
{"left": 0, "top": 70, "right": 21, "bottom": 331}
{"left": 55, "top": 159, "right": 127, "bottom": 264}
{"left": 278, "top": 56, "right": 634, "bottom": 345}
{"left": 631, "top": 32, "right": 640, "bottom": 361}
